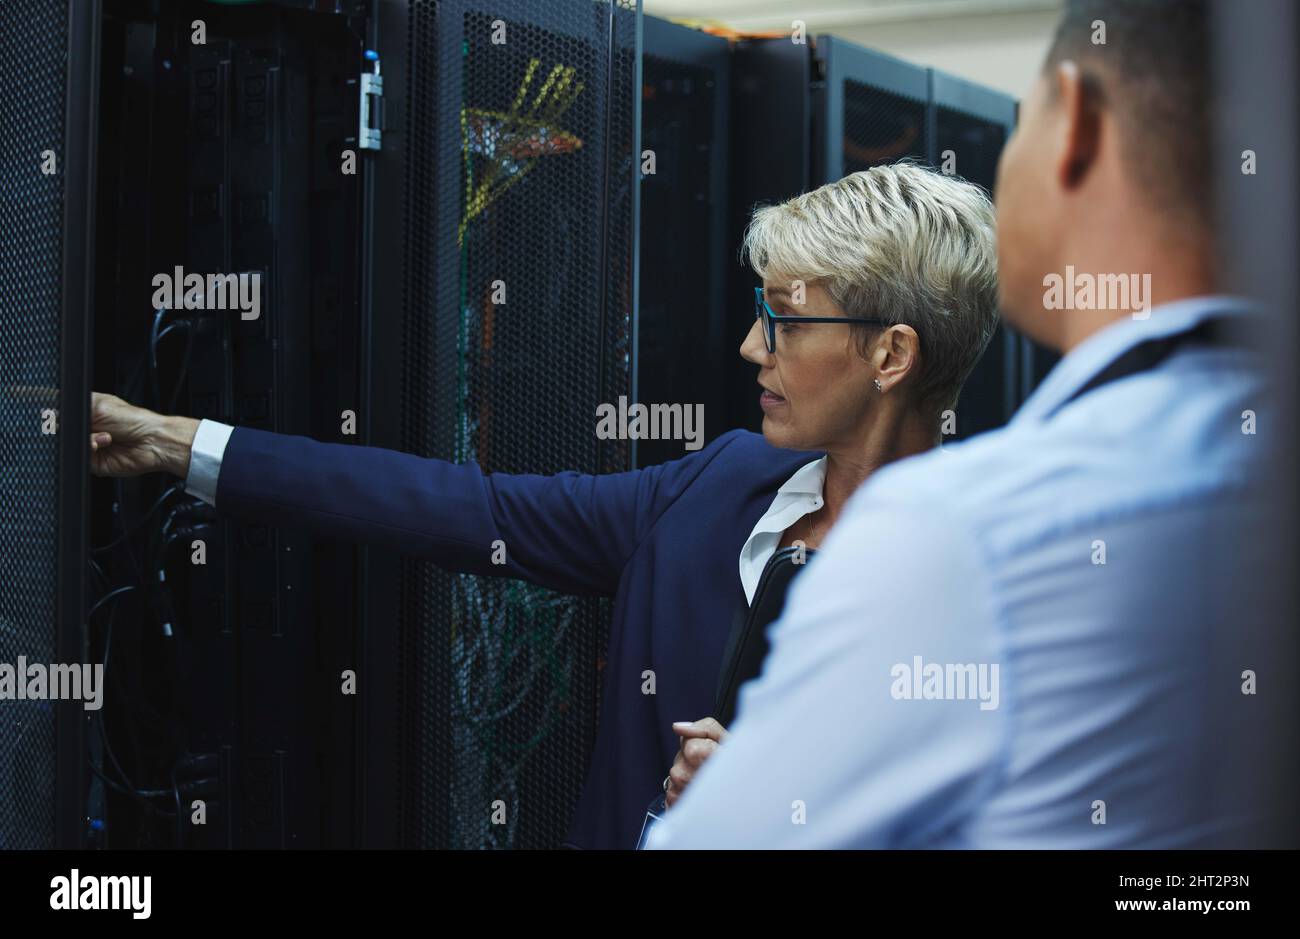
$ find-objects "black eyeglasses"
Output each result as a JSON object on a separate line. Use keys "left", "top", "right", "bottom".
{"left": 753, "top": 287, "right": 889, "bottom": 354}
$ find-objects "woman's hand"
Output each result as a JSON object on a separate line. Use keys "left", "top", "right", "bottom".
{"left": 89, "top": 392, "right": 199, "bottom": 479}
{"left": 665, "top": 717, "right": 729, "bottom": 808}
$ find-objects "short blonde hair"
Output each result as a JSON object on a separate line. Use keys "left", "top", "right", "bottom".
{"left": 741, "top": 161, "right": 999, "bottom": 419}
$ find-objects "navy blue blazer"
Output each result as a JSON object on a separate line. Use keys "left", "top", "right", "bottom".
{"left": 215, "top": 425, "right": 821, "bottom": 848}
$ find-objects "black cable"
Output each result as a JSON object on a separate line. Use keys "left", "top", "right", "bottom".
{"left": 87, "top": 753, "right": 175, "bottom": 803}
{"left": 166, "top": 319, "right": 196, "bottom": 414}
{"left": 93, "top": 716, "right": 178, "bottom": 815}
{"left": 156, "top": 322, "right": 186, "bottom": 342}
{"left": 87, "top": 584, "right": 136, "bottom": 620}
{"left": 88, "top": 757, "right": 140, "bottom": 798}
{"left": 162, "top": 523, "right": 210, "bottom": 555}
{"left": 87, "top": 386, "right": 193, "bottom": 831}
{"left": 171, "top": 764, "right": 184, "bottom": 849}
{"left": 88, "top": 602, "right": 178, "bottom": 817}
{"left": 151, "top": 303, "right": 202, "bottom": 413}
{"left": 112, "top": 479, "right": 148, "bottom": 594}
{"left": 160, "top": 500, "right": 215, "bottom": 539}
{"left": 91, "top": 330, "right": 202, "bottom": 832}
{"left": 100, "top": 494, "right": 188, "bottom": 733}
{"left": 149, "top": 307, "right": 169, "bottom": 409}
{"left": 92, "top": 484, "right": 179, "bottom": 555}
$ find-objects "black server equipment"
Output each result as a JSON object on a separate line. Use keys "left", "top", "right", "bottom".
{"left": 8, "top": 2, "right": 1051, "bottom": 852}
{"left": 0, "top": 0, "right": 98, "bottom": 851}
{"left": 636, "top": 15, "right": 731, "bottom": 467}
{"left": 360, "top": 0, "right": 640, "bottom": 849}
{"left": 930, "top": 69, "right": 1022, "bottom": 438}
{"left": 818, "top": 36, "right": 930, "bottom": 181}
{"left": 90, "top": 0, "right": 368, "bottom": 848}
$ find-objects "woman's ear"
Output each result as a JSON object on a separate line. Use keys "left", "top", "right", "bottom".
{"left": 873, "top": 324, "right": 921, "bottom": 394}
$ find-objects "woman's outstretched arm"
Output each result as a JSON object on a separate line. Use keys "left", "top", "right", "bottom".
{"left": 89, "top": 392, "right": 733, "bottom": 598}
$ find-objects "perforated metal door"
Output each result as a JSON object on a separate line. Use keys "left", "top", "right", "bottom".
{"left": 0, "top": 0, "right": 94, "bottom": 850}
{"left": 841, "top": 77, "right": 928, "bottom": 174}
{"left": 394, "top": 0, "right": 638, "bottom": 849}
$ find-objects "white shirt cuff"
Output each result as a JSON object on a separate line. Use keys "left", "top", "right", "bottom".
{"left": 184, "top": 419, "right": 235, "bottom": 507}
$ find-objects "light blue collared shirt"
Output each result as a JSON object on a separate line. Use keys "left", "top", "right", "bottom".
{"left": 649, "top": 296, "right": 1283, "bottom": 849}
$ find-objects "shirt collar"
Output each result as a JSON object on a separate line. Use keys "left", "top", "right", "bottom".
{"left": 776, "top": 456, "right": 827, "bottom": 497}
{"left": 1012, "top": 295, "right": 1257, "bottom": 425}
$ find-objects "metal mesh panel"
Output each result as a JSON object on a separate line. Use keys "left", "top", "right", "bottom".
{"left": 397, "top": 0, "right": 637, "bottom": 849}
{"left": 637, "top": 51, "right": 716, "bottom": 466}
{"left": 842, "top": 78, "right": 927, "bottom": 175}
{"left": 935, "top": 105, "right": 1005, "bottom": 193}
{"left": 935, "top": 104, "right": 1014, "bottom": 438}
{"left": 0, "top": 0, "right": 66, "bottom": 849}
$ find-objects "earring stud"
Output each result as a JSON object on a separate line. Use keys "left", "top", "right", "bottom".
{"left": 873, "top": 378, "right": 883, "bottom": 392}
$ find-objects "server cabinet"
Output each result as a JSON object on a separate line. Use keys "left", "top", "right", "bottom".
{"left": 637, "top": 15, "right": 730, "bottom": 466}
{"left": 0, "top": 0, "right": 98, "bottom": 850}
{"left": 361, "top": 0, "right": 640, "bottom": 849}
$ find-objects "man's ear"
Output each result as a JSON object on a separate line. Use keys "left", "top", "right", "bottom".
{"left": 1053, "top": 60, "right": 1102, "bottom": 191}
{"left": 872, "top": 324, "right": 921, "bottom": 394}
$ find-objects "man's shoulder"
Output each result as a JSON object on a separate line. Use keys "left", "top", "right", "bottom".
{"left": 853, "top": 374, "right": 1268, "bottom": 560}
{"left": 857, "top": 423, "right": 1039, "bottom": 519}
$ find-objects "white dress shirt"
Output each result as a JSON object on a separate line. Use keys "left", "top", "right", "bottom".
{"left": 648, "top": 296, "right": 1285, "bottom": 849}
{"left": 184, "top": 421, "right": 826, "bottom": 606}
{"left": 182, "top": 419, "right": 233, "bottom": 506}
{"left": 737, "top": 457, "right": 825, "bottom": 604}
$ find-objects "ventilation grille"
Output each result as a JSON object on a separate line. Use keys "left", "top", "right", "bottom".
{"left": 935, "top": 104, "right": 1005, "bottom": 193}
{"left": 396, "top": 0, "right": 637, "bottom": 849}
{"left": 0, "top": 0, "right": 67, "bottom": 850}
{"left": 841, "top": 77, "right": 928, "bottom": 174}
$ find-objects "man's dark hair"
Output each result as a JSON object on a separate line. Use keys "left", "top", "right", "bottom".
{"left": 1043, "top": 0, "right": 1212, "bottom": 225}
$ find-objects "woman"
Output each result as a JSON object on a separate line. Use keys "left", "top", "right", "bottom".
{"left": 663, "top": 162, "right": 1001, "bottom": 812}
{"left": 89, "top": 161, "right": 999, "bottom": 849}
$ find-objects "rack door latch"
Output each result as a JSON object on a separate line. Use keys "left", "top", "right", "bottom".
{"left": 359, "top": 53, "right": 383, "bottom": 151}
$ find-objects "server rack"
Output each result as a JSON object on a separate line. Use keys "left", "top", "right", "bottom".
{"left": 724, "top": 36, "right": 811, "bottom": 432}
{"left": 361, "top": 0, "right": 640, "bottom": 849}
{"left": 931, "top": 68, "right": 1023, "bottom": 436}
{"left": 89, "top": 0, "right": 367, "bottom": 848}
{"left": 636, "top": 15, "right": 731, "bottom": 466}
{"left": 819, "top": 36, "right": 930, "bottom": 182}
{"left": 0, "top": 0, "right": 99, "bottom": 851}
{"left": 16, "top": 0, "right": 640, "bottom": 854}
{"left": 9, "top": 4, "right": 1047, "bottom": 852}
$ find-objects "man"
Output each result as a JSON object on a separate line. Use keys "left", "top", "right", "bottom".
{"left": 650, "top": 0, "right": 1289, "bottom": 848}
